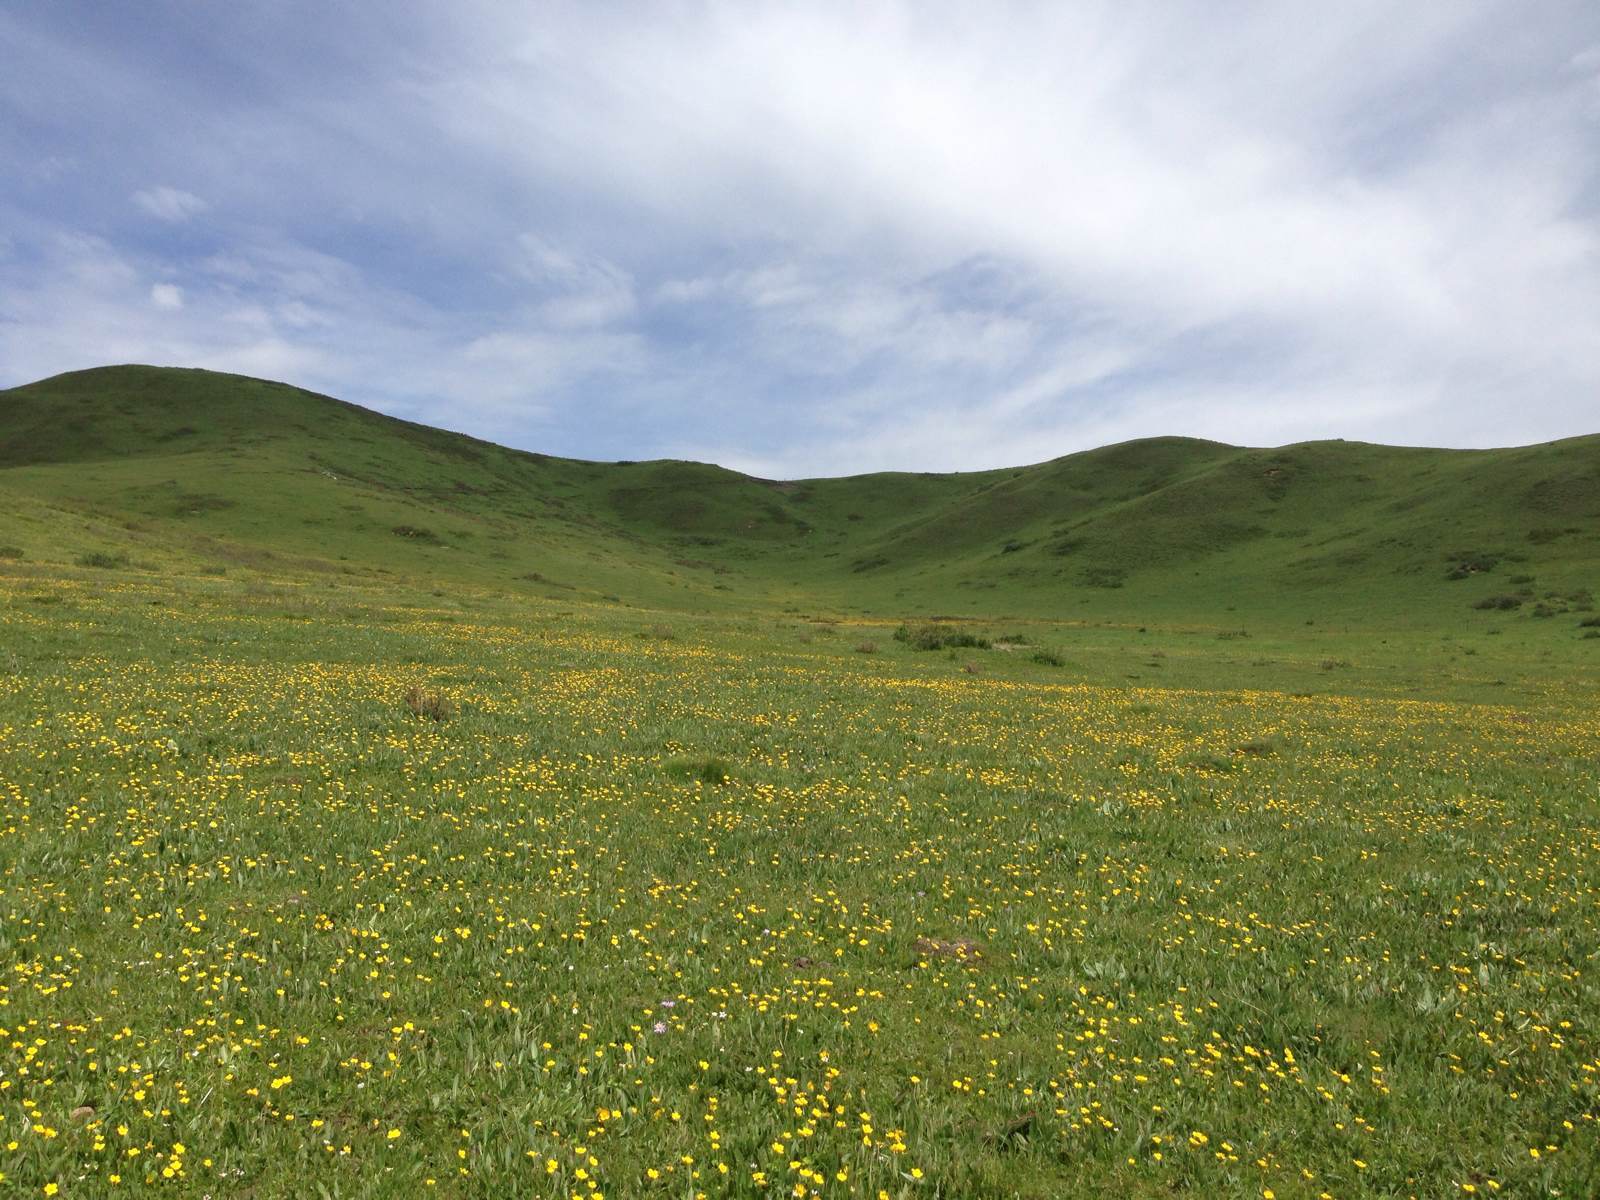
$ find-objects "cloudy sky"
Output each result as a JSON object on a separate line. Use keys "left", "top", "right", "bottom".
{"left": 2, "top": 3, "right": 1598, "bottom": 475}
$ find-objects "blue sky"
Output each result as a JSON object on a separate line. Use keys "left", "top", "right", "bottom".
{"left": 2, "top": 2, "right": 1598, "bottom": 475}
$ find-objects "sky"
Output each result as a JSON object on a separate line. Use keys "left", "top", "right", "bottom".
{"left": 2, "top": 2, "right": 1598, "bottom": 477}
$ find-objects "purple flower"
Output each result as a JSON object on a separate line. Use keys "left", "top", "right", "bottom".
{"left": 653, "top": 1021, "right": 668, "bottom": 1034}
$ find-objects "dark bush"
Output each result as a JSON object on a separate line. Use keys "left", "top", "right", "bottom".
{"left": 1080, "top": 566, "right": 1126, "bottom": 588}
{"left": 0, "top": 545, "right": 23, "bottom": 560}
{"left": 75, "top": 551, "right": 128, "bottom": 569}
{"left": 1473, "top": 595, "right": 1523, "bottom": 611}
{"left": 1030, "top": 649, "right": 1065, "bottom": 667}
{"left": 1526, "top": 527, "right": 1575, "bottom": 544}
{"left": 1445, "top": 550, "right": 1499, "bottom": 580}
{"left": 893, "top": 624, "right": 990, "bottom": 651}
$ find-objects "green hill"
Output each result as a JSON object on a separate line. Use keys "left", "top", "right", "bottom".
{"left": 2, "top": 364, "right": 1597, "bottom": 632}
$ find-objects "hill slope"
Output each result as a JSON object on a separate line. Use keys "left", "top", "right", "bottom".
{"left": 2, "top": 365, "right": 1597, "bottom": 630}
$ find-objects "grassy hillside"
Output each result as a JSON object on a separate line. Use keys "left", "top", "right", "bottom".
{"left": 2, "top": 365, "right": 1597, "bottom": 637}
{"left": 4, "top": 368, "right": 1600, "bottom": 1197}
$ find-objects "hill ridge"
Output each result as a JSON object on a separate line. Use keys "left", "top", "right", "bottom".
{"left": 3, "top": 364, "right": 1597, "bottom": 631}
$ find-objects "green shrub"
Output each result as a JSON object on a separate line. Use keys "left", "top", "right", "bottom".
{"left": 1030, "top": 649, "right": 1065, "bottom": 667}
{"left": 1080, "top": 566, "right": 1125, "bottom": 589}
{"left": 893, "top": 623, "right": 990, "bottom": 651}
{"left": 1473, "top": 595, "right": 1522, "bottom": 611}
{"left": 0, "top": 545, "right": 23, "bottom": 560}
{"left": 1445, "top": 551, "right": 1498, "bottom": 580}
{"left": 76, "top": 551, "right": 129, "bottom": 569}
{"left": 1527, "top": 527, "right": 1574, "bottom": 544}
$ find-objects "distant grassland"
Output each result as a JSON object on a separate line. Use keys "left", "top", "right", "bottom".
{"left": 0, "top": 570, "right": 1596, "bottom": 1197}
{"left": 2, "top": 366, "right": 1599, "bottom": 635}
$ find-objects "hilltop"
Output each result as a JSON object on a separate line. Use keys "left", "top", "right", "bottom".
{"left": 2, "top": 365, "right": 1597, "bottom": 633}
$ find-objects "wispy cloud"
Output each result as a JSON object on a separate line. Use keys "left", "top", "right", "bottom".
{"left": 512, "top": 234, "right": 636, "bottom": 329}
{"left": 1, "top": 3, "right": 1597, "bottom": 473}
{"left": 149, "top": 282, "right": 184, "bottom": 310}
{"left": 131, "top": 185, "right": 209, "bottom": 223}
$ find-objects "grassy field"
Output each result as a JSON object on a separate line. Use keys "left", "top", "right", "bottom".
{"left": 1, "top": 567, "right": 1597, "bottom": 1198}
{"left": 1, "top": 367, "right": 1598, "bottom": 1196}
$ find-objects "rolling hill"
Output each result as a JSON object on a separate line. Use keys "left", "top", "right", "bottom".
{"left": 2, "top": 364, "right": 1597, "bottom": 632}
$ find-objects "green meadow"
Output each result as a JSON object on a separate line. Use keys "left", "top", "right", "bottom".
{"left": 1, "top": 367, "right": 1597, "bottom": 1197}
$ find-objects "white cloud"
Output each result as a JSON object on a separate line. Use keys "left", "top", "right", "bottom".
{"left": 131, "top": 185, "right": 209, "bottom": 222}
{"left": 512, "top": 234, "right": 635, "bottom": 328}
{"left": 3, "top": 4, "right": 1597, "bottom": 471}
{"left": 0, "top": 229, "right": 652, "bottom": 454}
{"left": 397, "top": 2, "right": 1596, "bottom": 464}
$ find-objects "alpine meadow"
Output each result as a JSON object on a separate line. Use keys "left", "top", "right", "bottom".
{"left": 5, "top": 4, "right": 1600, "bottom": 1198}
{"left": 0, "top": 366, "right": 1596, "bottom": 1198}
